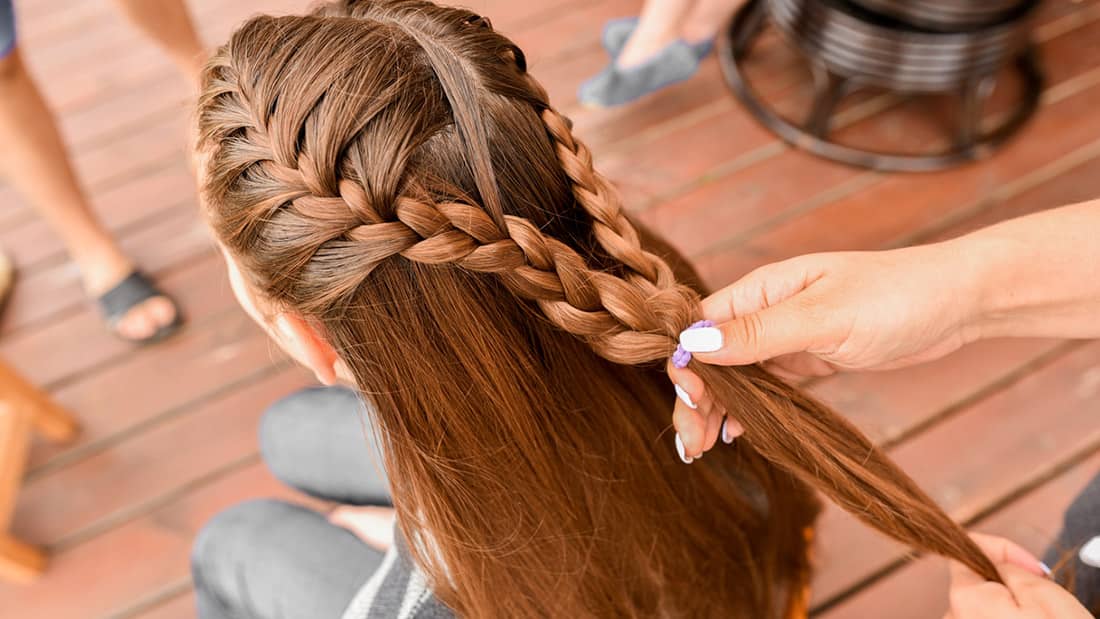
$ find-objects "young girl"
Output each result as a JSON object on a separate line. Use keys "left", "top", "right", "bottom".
{"left": 189, "top": 1, "right": 1005, "bottom": 616}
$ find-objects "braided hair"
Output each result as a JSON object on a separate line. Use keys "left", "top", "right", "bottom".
{"left": 196, "top": 2, "right": 999, "bottom": 617}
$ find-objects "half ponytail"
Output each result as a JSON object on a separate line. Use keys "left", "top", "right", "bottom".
{"left": 197, "top": 2, "right": 1001, "bottom": 616}
{"left": 388, "top": 0, "right": 1005, "bottom": 585}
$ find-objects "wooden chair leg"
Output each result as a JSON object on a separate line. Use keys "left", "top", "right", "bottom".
{"left": 0, "top": 361, "right": 79, "bottom": 445}
{"left": 0, "top": 362, "right": 66, "bottom": 584}
{"left": 0, "top": 534, "right": 47, "bottom": 584}
{"left": 29, "top": 400, "right": 79, "bottom": 445}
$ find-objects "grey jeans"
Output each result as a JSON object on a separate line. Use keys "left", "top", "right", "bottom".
{"left": 1045, "top": 469, "right": 1100, "bottom": 614}
{"left": 191, "top": 386, "right": 393, "bottom": 619}
{"left": 1, "top": 0, "right": 15, "bottom": 58}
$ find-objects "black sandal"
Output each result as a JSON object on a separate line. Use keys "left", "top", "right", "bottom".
{"left": 97, "top": 271, "right": 183, "bottom": 345}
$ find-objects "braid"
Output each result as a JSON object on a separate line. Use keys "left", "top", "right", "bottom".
{"left": 290, "top": 177, "right": 696, "bottom": 364}
{"left": 539, "top": 108, "right": 677, "bottom": 291}
{"left": 197, "top": 6, "right": 1006, "bottom": 614}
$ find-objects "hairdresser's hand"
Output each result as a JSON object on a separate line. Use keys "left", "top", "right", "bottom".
{"left": 667, "top": 242, "right": 983, "bottom": 459}
{"left": 690, "top": 244, "right": 983, "bottom": 375}
{"left": 945, "top": 533, "right": 1089, "bottom": 618}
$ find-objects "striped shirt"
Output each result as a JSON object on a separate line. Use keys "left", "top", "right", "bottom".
{"left": 341, "top": 534, "right": 454, "bottom": 619}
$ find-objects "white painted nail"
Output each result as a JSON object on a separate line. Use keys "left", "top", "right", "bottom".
{"left": 1039, "top": 562, "right": 1053, "bottom": 577}
{"left": 1079, "top": 536, "right": 1100, "bottom": 568}
{"left": 674, "top": 384, "right": 697, "bottom": 409}
{"left": 721, "top": 418, "right": 735, "bottom": 444}
{"left": 679, "top": 327, "right": 723, "bottom": 353}
{"left": 675, "top": 433, "right": 693, "bottom": 464}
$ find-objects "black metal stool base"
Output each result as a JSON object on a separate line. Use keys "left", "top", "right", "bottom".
{"left": 719, "top": 0, "right": 1043, "bottom": 172}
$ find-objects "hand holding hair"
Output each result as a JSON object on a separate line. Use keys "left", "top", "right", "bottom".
{"left": 670, "top": 199, "right": 1100, "bottom": 460}
{"left": 669, "top": 242, "right": 979, "bottom": 459}
{"left": 945, "top": 533, "right": 1089, "bottom": 618}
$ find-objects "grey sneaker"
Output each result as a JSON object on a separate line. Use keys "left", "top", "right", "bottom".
{"left": 579, "top": 40, "right": 703, "bottom": 108}
{"left": 601, "top": 17, "right": 638, "bottom": 57}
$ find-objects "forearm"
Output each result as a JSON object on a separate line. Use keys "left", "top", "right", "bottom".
{"left": 952, "top": 199, "right": 1100, "bottom": 341}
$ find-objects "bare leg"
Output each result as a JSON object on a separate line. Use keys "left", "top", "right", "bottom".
{"left": 617, "top": 0, "right": 743, "bottom": 67}
{"left": 617, "top": 0, "right": 695, "bottom": 68}
{"left": 0, "top": 50, "right": 175, "bottom": 340}
{"left": 680, "top": 0, "right": 743, "bottom": 44}
{"left": 112, "top": 0, "right": 205, "bottom": 88}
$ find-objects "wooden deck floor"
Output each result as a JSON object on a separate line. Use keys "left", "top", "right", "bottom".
{"left": 2, "top": 0, "right": 1099, "bottom": 616}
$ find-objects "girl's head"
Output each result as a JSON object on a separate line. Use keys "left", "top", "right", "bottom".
{"left": 196, "top": 1, "right": 1000, "bottom": 616}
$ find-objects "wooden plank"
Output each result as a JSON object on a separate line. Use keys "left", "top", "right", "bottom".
{"left": 811, "top": 340, "right": 1100, "bottom": 606}
{"left": 132, "top": 591, "right": 196, "bottom": 619}
{"left": 808, "top": 108, "right": 1100, "bottom": 605}
{"left": 0, "top": 207, "right": 209, "bottom": 334}
{"left": 806, "top": 119, "right": 1100, "bottom": 603}
{"left": 12, "top": 366, "right": 314, "bottom": 546}
{"left": 0, "top": 461, "right": 325, "bottom": 619}
{"left": 27, "top": 310, "right": 281, "bottom": 471}
{"left": 618, "top": 4, "right": 1100, "bottom": 261}
{"left": 821, "top": 452, "right": 1100, "bottom": 619}
{"left": 694, "top": 52, "right": 1100, "bottom": 287}
{"left": 808, "top": 338, "right": 1065, "bottom": 446}
{"left": 920, "top": 128, "right": 1100, "bottom": 243}
{"left": 0, "top": 253, "right": 238, "bottom": 388}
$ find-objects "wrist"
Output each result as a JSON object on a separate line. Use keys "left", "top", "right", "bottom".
{"left": 947, "top": 232, "right": 1032, "bottom": 343}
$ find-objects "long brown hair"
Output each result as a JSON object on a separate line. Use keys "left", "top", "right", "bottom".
{"left": 195, "top": 1, "right": 1000, "bottom": 616}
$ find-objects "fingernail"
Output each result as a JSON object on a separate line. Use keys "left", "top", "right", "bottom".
{"left": 721, "top": 418, "right": 735, "bottom": 444}
{"left": 675, "top": 433, "right": 693, "bottom": 464}
{"left": 1039, "top": 562, "right": 1053, "bottom": 577}
{"left": 1079, "top": 536, "right": 1100, "bottom": 568}
{"left": 679, "top": 327, "right": 723, "bottom": 353}
{"left": 674, "top": 384, "right": 697, "bottom": 409}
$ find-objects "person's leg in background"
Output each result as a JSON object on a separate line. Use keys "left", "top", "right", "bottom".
{"left": 1045, "top": 471, "right": 1100, "bottom": 614}
{"left": 192, "top": 498, "right": 385, "bottom": 619}
{"left": 0, "top": 0, "right": 203, "bottom": 342}
{"left": 579, "top": 0, "right": 744, "bottom": 108}
{"left": 111, "top": 0, "right": 205, "bottom": 88}
{"left": 192, "top": 387, "right": 394, "bottom": 618}
{"left": 260, "top": 386, "right": 392, "bottom": 506}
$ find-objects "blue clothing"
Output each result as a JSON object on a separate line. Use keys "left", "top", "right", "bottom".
{"left": 0, "top": 0, "right": 14, "bottom": 59}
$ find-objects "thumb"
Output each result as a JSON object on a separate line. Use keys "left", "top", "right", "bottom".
{"left": 680, "top": 297, "right": 827, "bottom": 366}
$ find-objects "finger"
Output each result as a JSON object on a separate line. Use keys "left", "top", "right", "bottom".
{"left": 700, "top": 256, "right": 825, "bottom": 323}
{"left": 947, "top": 580, "right": 1016, "bottom": 617}
{"left": 701, "top": 404, "right": 724, "bottom": 454}
{"left": 764, "top": 353, "right": 838, "bottom": 379}
{"left": 992, "top": 562, "right": 1093, "bottom": 616}
{"left": 681, "top": 299, "right": 832, "bottom": 366}
{"left": 721, "top": 415, "right": 744, "bottom": 443}
{"left": 672, "top": 397, "right": 706, "bottom": 463}
{"left": 948, "top": 554, "right": 991, "bottom": 590}
{"left": 970, "top": 533, "right": 1046, "bottom": 577}
{"left": 689, "top": 395, "right": 718, "bottom": 459}
{"left": 667, "top": 363, "right": 709, "bottom": 412}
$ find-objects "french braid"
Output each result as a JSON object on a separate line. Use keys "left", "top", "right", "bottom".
{"left": 197, "top": 3, "right": 1006, "bottom": 617}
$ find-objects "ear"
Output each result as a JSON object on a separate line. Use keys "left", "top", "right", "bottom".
{"left": 273, "top": 312, "right": 342, "bottom": 386}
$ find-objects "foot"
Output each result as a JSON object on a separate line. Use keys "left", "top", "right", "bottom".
{"left": 579, "top": 41, "right": 703, "bottom": 108}
{"left": 81, "top": 251, "right": 179, "bottom": 342}
{"left": 601, "top": 17, "right": 639, "bottom": 58}
{"left": 329, "top": 506, "right": 397, "bottom": 552}
{"left": 581, "top": 15, "right": 717, "bottom": 109}
{"left": 617, "top": 24, "right": 681, "bottom": 70}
